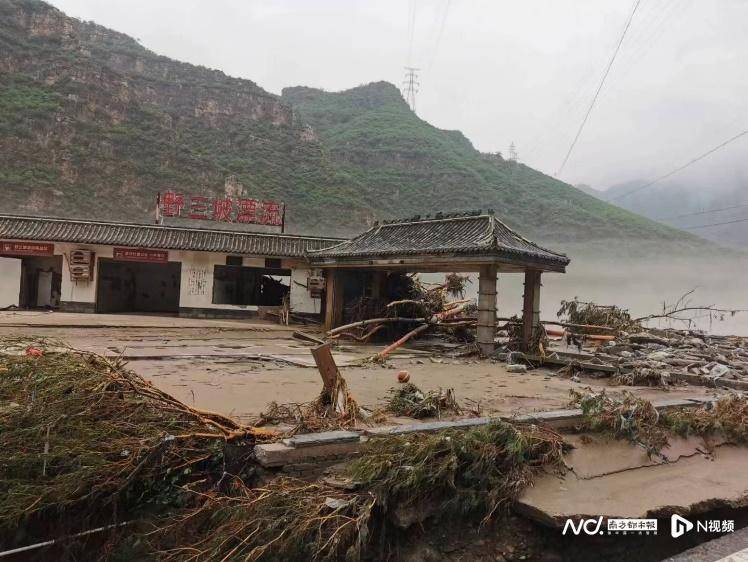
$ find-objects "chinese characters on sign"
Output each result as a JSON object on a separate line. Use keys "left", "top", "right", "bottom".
{"left": 113, "top": 248, "right": 169, "bottom": 263}
{"left": 158, "top": 192, "right": 285, "bottom": 228}
{"left": 0, "top": 241, "right": 54, "bottom": 256}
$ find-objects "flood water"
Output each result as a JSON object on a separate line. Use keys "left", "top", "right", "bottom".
{"left": 423, "top": 254, "right": 748, "bottom": 336}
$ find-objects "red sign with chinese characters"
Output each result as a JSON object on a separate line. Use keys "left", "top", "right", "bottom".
{"left": 158, "top": 192, "right": 285, "bottom": 229}
{"left": 1, "top": 241, "right": 54, "bottom": 256}
{"left": 113, "top": 248, "right": 169, "bottom": 263}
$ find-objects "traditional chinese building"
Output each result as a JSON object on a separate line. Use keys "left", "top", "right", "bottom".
{"left": 0, "top": 210, "right": 570, "bottom": 353}
{"left": 0, "top": 214, "right": 339, "bottom": 318}
{"left": 308, "top": 212, "right": 570, "bottom": 353}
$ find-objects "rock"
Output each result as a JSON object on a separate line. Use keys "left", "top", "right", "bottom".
{"left": 324, "top": 497, "right": 352, "bottom": 510}
{"left": 619, "top": 351, "right": 633, "bottom": 358}
{"left": 710, "top": 364, "right": 730, "bottom": 378}
{"left": 506, "top": 364, "right": 527, "bottom": 373}
{"left": 648, "top": 351, "right": 671, "bottom": 361}
{"left": 570, "top": 375, "right": 581, "bottom": 383}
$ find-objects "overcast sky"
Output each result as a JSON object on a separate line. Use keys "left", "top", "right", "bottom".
{"left": 47, "top": 0, "right": 748, "bottom": 192}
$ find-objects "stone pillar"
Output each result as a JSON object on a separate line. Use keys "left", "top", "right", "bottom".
{"left": 477, "top": 264, "right": 498, "bottom": 356}
{"left": 522, "top": 270, "right": 542, "bottom": 351}
{"left": 324, "top": 270, "right": 344, "bottom": 332}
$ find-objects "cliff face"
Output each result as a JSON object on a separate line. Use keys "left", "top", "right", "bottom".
{"left": 0, "top": 0, "right": 367, "bottom": 234}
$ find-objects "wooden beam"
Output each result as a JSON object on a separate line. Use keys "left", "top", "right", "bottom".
{"left": 522, "top": 269, "right": 542, "bottom": 352}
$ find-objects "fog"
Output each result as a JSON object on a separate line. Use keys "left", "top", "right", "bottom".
{"left": 424, "top": 255, "right": 748, "bottom": 337}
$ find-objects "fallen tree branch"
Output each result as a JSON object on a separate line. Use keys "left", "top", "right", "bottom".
{"left": 327, "top": 317, "right": 426, "bottom": 336}
{"left": 375, "top": 324, "right": 430, "bottom": 361}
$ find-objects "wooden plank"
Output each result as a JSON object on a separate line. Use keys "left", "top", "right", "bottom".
{"left": 519, "top": 353, "right": 619, "bottom": 373}
{"left": 311, "top": 342, "right": 340, "bottom": 395}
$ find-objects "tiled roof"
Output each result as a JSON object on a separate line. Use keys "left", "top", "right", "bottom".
{"left": 0, "top": 215, "right": 342, "bottom": 258}
{"left": 309, "top": 212, "right": 569, "bottom": 269}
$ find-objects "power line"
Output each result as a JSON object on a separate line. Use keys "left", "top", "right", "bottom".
{"left": 427, "top": 0, "right": 451, "bottom": 73}
{"left": 555, "top": 0, "right": 642, "bottom": 177}
{"left": 407, "top": 0, "right": 417, "bottom": 65}
{"left": 402, "top": 66, "right": 420, "bottom": 113}
{"left": 655, "top": 202, "right": 748, "bottom": 221}
{"left": 610, "top": 130, "right": 748, "bottom": 202}
{"left": 683, "top": 216, "right": 748, "bottom": 229}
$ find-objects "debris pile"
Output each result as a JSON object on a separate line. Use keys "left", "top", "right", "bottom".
{"left": 327, "top": 273, "right": 477, "bottom": 359}
{"left": 557, "top": 298, "right": 638, "bottom": 333}
{"left": 385, "top": 382, "right": 461, "bottom": 419}
{"left": 349, "top": 421, "right": 570, "bottom": 526}
{"left": 510, "top": 294, "right": 748, "bottom": 391}
{"left": 258, "top": 343, "right": 366, "bottom": 435}
{"left": 570, "top": 389, "right": 748, "bottom": 456}
{"left": 596, "top": 329, "right": 748, "bottom": 389}
{"left": 0, "top": 338, "right": 271, "bottom": 549}
{"left": 147, "top": 477, "right": 375, "bottom": 561}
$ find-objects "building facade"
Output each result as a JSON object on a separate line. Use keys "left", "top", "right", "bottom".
{"left": 0, "top": 215, "right": 340, "bottom": 318}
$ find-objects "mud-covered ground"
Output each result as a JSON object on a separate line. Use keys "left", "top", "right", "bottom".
{"left": 0, "top": 312, "right": 728, "bottom": 424}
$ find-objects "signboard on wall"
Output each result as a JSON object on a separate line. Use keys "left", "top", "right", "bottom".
{"left": 0, "top": 241, "right": 54, "bottom": 256}
{"left": 113, "top": 248, "right": 169, "bottom": 263}
{"left": 157, "top": 192, "right": 286, "bottom": 230}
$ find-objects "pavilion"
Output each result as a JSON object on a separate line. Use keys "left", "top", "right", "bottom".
{"left": 308, "top": 211, "right": 570, "bottom": 354}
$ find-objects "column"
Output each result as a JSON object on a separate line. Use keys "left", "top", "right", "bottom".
{"left": 522, "top": 269, "right": 542, "bottom": 352}
{"left": 324, "top": 269, "right": 344, "bottom": 332}
{"left": 477, "top": 264, "right": 498, "bottom": 356}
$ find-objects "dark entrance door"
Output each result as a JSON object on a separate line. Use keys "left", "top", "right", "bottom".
{"left": 96, "top": 259, "right": 181, "bottom": 314}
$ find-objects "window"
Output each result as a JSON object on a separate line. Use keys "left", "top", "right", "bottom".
{"left": 212, "top": 265, "right": 290, "bottom": 306}
{"left": 226, "top": 256, "right": 243, "bottom": 266}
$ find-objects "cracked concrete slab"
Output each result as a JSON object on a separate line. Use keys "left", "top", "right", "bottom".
{"left": 517, "top": 440, "right": 748, "bottom": 527}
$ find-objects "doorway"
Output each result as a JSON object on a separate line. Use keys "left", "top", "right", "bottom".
{"left": 96, "top": 259, "right": 181, "bottom": 314}
{"left": 18, "top": 255, "right": 63, "bottom": 309}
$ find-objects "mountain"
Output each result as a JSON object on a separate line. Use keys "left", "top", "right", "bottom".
{"left": 0, "top": 0, "right": 370, "bottom": 234}
{"left": 280, "top": 84, "right": 713, "bottom": 252}
{"left": 0, "top": 0, "right": 717, "bottom": 254}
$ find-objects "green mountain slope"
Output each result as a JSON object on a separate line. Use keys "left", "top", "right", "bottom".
{"left": 0, "top": 0, "right": 370, "bottom": 234}
{"left": 0, "top": 0, "right": 715, "bottom": 254}
{"left": 282, "top": 83, "right": 711, "bottom": 251}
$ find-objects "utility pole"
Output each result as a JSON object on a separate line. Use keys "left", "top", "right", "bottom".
{"left": 402, "top": 66, "right": 420, "bottom": 113}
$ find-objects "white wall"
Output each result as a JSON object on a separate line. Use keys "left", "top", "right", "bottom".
{"left": 4, "top": 239, "right": 316, "bottom": 315}
{"left": 290, "top": 268, "right": 322, "bottom": 314}
{"left": 0, "top": 257, "right": 21, "bottom": 308}
{"left": 58, "top": 242, "right": 113, "bottom": 305}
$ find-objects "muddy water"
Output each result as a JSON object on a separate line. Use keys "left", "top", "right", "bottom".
{"left": 424, "top": 255, "right": 748, "bottom": 336}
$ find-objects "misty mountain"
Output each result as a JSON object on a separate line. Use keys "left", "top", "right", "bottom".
{"left": 583, "top": 180, "right": 748, "bottom": 248}
{"left": 0, "top": 0, "right": 717, "bottom": 255}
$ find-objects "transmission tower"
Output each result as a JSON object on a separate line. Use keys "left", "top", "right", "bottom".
{"left": 509, "top": 142, "right": 518, "bottom": 163}
{"left": 402, "top": 66, "right": 420, "bottom": 113}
